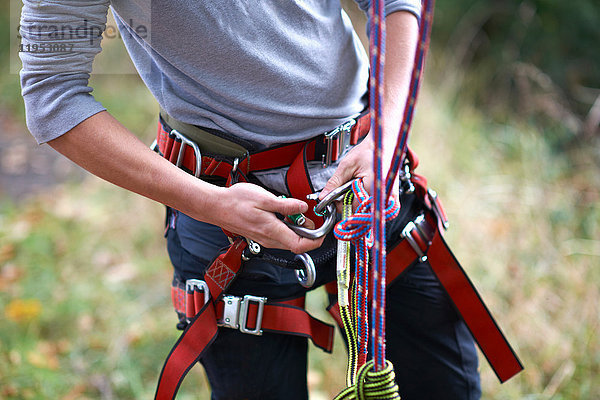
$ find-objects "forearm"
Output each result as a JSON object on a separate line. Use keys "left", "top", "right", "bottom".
{"left": 49, "top": 111, "right": 321, "bottom": 253}
{"left": 319, "top": 11, "right": 418, "bottom": 201}
{"left": 381, "top": 10, "right": 419, "bottom": 170}
{"left": 49, "top": 111, "right": 222, "bottom": 221}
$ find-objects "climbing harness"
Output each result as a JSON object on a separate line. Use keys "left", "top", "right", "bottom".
{"left": 153, "top": 0, "right": 523, "bottom": 397}
{"left": 152, "top": 108, "right": 372, "bottom": 399}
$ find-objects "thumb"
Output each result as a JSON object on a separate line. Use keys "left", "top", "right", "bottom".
{"left": 271, "top": 196, "right": 309, "bottom": 216}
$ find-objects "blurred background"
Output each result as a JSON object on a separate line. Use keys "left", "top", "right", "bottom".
{"left": 1, "top": 0, "right": 598, "bottom": 398}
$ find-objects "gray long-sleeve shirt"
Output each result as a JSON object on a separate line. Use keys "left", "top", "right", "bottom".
{"left": 20, "top": 0, "right": 420, "bottom": 148}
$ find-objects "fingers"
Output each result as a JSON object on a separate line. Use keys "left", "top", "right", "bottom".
{"left": 319, "top": 165, "right": 353, "bottom": 201}
{"left": 268, "top": 196, "right": 308, "bottom": 216}
{"left": 273, "top": 223, "right": 325, "bottom": 254}
{"left": 251, "top": 217, "right": 323, "bottom": 253}
{"left": 220, "top": 183, "right": 325, "bottom": 253}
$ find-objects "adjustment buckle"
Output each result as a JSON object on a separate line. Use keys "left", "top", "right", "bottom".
{"left": 401, "top": 214, "right": 435, "bottom": 262}
{"left": 185, "top": 279, "right": 210, "bottom": 322}
{"left": 322, "top": 119, "right": 356, "bottom": 168}
{"left": 186, "top": 279, "right": 210, "bottom": 303}
{"left": 239, "top": 295, "right": 266, "bottom": 335}
{"left": 218, "top": 295, "right": 267, "bottom": 336}
{"left": 219, "top": 295, "right": 242, "bottom": 329}
{"left": 170, "top": 129, "right": 203, "bottom": 178}
{"left": 427, "top": 189, "right": 450, "bottom": 230}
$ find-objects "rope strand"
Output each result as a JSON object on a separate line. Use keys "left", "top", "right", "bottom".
{"left": 334, "top": 0, "right": 435, "bottom": 396}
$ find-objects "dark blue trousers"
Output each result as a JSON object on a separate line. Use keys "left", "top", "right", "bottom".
{"left": 165, "top": 191, "right": 481, "bottom": 400}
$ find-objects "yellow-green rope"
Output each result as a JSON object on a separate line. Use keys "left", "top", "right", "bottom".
{"left": 338, "top": 191, "right": 357, "bottom": 386}
{"left": 334, "top": 192, "right": 401, "bottom": 400}
{"left": 334, "top": 360, "right": 400, "bottom": 400}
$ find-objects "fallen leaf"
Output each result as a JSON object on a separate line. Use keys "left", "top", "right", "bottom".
{"left": 5, "top": 299, "right": 42, "bottom": 323}
{"left": 0, "top": 263, "right": 24, "bottom": 291}
{"left": 0, "top": 243, "right": 16, "bottom": 264}
{"left": 27, "top": 341, "right": 60, "bottom": 370}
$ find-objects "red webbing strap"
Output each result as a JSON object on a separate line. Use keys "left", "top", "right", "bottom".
{"left": 155, "top": 301, "right": 218, "bottom": 400}
{"left": 258, "top": 303, "right": 334, "bottom": 352}
{"left": 326, "top": 301, "right": 344, "bottom": 330}
{"left": 425, "top": 225, "right": 523, "bottom": 383}
{"left": 156, "top": 240, "right": 246, "bottom": 400}
{"left": 204, "top": 238, "right": 247, "bottom": 301}
{"left": 171, "top": 286, "right": 186, "bottom": 316}
{"left": 325, "top": 213, "right": 523, "bottom": 382}
{"left": 214, "top": 298, "right": 335, "bottom": 353}
{"left": 156, "top": 114, "right": 372, "bottom": 180}
{"left": 172, "top": 289, "right": 334, "bottom": 353}
{"left": 285, "top": 142, "right": 322, "bottom": 226}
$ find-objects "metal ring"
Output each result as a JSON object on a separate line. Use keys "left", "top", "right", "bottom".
{"left": 285, "top": 203, "right": 336, "bottom": 239}
{"left": 294, "top": 253, "right": 316, "bottom": 288}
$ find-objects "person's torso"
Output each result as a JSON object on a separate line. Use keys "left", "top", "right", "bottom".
{"left": 110, "top": 0, "right": 369, "bottom": 148}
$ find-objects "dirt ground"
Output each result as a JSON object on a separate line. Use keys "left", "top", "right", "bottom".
{"left": 0, "top": 110, "right": 87, "bottom": 201}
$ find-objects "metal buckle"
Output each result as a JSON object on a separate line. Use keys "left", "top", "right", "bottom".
{"left": 427, "top": 189, "right": 450, "bottom": 230}
{"left": 186, "top": 279, "right": 210, "bottom": 304}
{"left": 401, "top": 214, "right": 435, "bottom": 262}
{"left": 217, "top": 295, "right": 267, "bottom": 336}
{"left": 170, "top": 129, "right": 203, "bottom": 178}
{"left": 185, "top": 279, "right": 210, "bottom": 322}
{"left": 239, "top": 295, "right": 266, "bottom": 336}
{"left": 322, "top": 119, "right": 356, "bottom": 168}
{"left": 218, "top": 295, "right": 242, "bottom": 329}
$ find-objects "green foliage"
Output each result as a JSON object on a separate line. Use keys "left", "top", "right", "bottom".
{"left": 432, "top": 0, "right": 600, "bottom": 139}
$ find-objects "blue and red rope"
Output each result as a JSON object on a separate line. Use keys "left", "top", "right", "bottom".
{"left": 333, "top": 0, "right": 435, "bottom": 396}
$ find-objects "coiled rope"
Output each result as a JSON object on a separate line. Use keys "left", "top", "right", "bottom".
{"left": 333, "top": 0, "right": 435, "bottom": 397}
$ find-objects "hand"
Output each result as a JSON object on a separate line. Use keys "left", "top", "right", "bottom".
{"left": 319, "top": 138, "right": 400, "bottom": 213}
{"left": 208, "top": 182, "right": 324, "bottom": 253}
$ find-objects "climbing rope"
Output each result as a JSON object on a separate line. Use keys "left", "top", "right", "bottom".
{"left": 335, "top": 180, "right": 376, "bottom": 366}
{"left": 337, "top": 192, "right": 357, "bottom": 387}
{"left": 333, "top": 180, "right": 399, "bottom": 400}
{"left": 334, "top": 360, "right": 400, "bottom": 400}
{"left": 333, "top": 0, "right": 435, "bottom": 397}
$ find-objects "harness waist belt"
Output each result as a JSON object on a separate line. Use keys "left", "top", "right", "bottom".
{"left": 154, "top": 111, "right": 371, "bottom": 181}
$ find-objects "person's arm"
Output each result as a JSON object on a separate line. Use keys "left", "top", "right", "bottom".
{"left": 320, "top": 10, "right": 419, "bottom": 202}
{"left": 19, "top": 0, "right": 322, "bottom": 254}
{"left": 49, "top": 112, "right": 323, "bottom": 253}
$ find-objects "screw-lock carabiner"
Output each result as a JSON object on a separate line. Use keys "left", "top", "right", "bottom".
{"left": 284, "top": 180, "right": 357, "bottom": 240}
{"left": 285, "top": 203, "right": 337, "bottom": 240}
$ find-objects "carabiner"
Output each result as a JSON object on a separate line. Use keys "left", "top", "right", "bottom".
{"left": 313, "top": 180, "right": 355, "bottom": 216}
{"left": 294, "top": 253, "right": 316, "bottom": 288}
{"left": 285, "top": 203, "right": 336, "bottom": 239}
{"left": 284, "top": 180, "right": 357, "bottom": 240}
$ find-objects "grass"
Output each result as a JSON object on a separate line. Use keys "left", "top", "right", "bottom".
{"left": 1, "top": 81, "right": 598, "bottom": 398}
{"left": 1, "top": 6, "right": 599, "bottom": 398}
